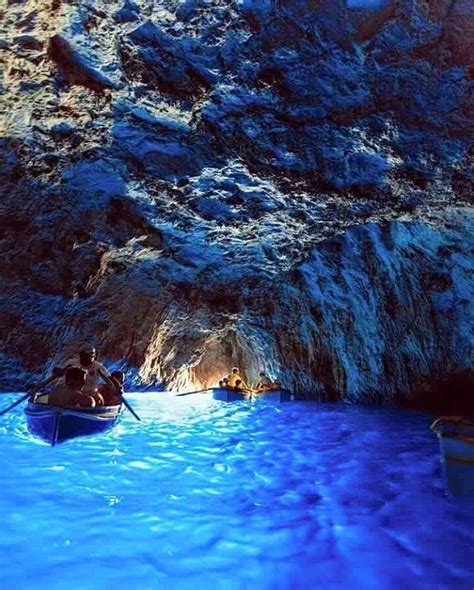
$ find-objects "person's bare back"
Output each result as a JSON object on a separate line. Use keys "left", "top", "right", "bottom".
{"left": 49, "top": 367, "right": 96, "bottom": 408}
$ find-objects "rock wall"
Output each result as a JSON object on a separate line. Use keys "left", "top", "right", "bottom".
{"left": 1, "top": 1, "right": 472, "bottom": 409}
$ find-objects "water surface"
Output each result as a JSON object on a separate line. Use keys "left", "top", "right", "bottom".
{"left": 1, "top": 393, "right": 473, "bottom": 590}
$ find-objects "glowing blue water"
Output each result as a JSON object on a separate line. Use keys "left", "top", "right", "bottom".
{"left": 1, "top": 393, "right": 473, "bottom": 590}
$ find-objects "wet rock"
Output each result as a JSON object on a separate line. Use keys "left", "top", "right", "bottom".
{"left": 0, "top": 141, "right": 19, "bottom": 176}
{"left": 48, "top": 34, "right": 115, "bottom": 92}
{"left": 112, "top": 122, "right": 200, "bottom": 179}
{"left": 19, "top": 80, "right": 45, "bottom": 92}
{"left": 319, "top": 139, "right": 390, "bottom": 189}
{"left": 185, "top": 163, "right": 283, "bottom": 223}
{"left": 349, "top": 1, "right": 398, "bottom": 42}
{"left": 114, "top": 0, "right": 140, "bottom": 23}
{"left": 14, "top": 35, "right": 43, "bottom": 50}
{"left": 106, "top": 196, "right": 164, "bottom": 250}
{"left": 434, "top": 0, "right": 474, "bottom": 69}
{"left": 50, "top": 122, "right": 75, "bottom": 136}
{"left": 274, "top": 211, "right": 474, "bottom": 405}
{"left": 121, "top": 22, "right": 217, "bottom": 96}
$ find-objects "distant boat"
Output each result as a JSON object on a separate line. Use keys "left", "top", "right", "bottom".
{"left": 212, "top": 388, "right": 295, "bottom": 403}
{"left": 431, "top": 417, "right": 474, "bottom": 496}
{"left": 25, "top": 399, "right": 123, "bottom": 446}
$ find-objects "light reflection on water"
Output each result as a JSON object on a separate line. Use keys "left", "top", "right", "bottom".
{"left": 0, "top": 392, "right": 473, "bottom": 590}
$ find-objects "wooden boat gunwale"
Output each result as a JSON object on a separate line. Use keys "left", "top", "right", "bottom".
{"left": 430, "top": 416, "right": 474, "bottom": 495}
{"left": 25, "top": 403, "right": 122, "bottom": 420}
{"left": 430, "top": 417, "right": 474, "bottom": 447}
{"left": 25, "top": 399, "right": 123, "bottom": 445}
{"left": 211, "top": 387, "right": 295, "bottom": 402}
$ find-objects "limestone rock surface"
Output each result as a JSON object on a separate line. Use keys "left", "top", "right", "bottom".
{"left": 1, "top": 0, "right": 472, "bottom": 410}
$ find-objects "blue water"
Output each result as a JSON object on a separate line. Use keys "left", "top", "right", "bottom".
{"left": 346, "top": 0, "right": 390, "bottom": 8}
{"left": 1, "top": 393, "right": 473, "bottom": 590}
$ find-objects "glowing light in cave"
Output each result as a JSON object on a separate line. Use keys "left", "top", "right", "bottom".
{"left": 139, "top": 328, "right": 261, "bottom": 393}
{"left": 170, "top": 367, "right": 202, "bottom": 393}
{"left": 169, "top": 366, "right": 223, "bottom": 393}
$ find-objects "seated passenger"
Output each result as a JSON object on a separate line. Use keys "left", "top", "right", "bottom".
{"left": 271, "top": 379, "right": 282, "bottom": 391}
{"left": 97, "top": 371, "right": 124, "bottom": 406}
{"left": 234, "top": 379, "right": 253, "bottom": 399}
{"left": 52, "top": 345, "right": 112, "bottom": 396}
{"left": 255, "top": 371, "right": 273, "bottom": 392}
{"left": 218, "top": 380, "right": 224, "bottom": 388}
{"left": 49, "top": 367, "right": 96, "bottom": 408}
{"left": 226, "top": 367, "right": 250, "bottom": 390}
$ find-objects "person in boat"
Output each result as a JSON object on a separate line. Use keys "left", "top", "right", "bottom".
{"left": 226, "top": 367, "right": 250, "bottom": 390}
{"left": 52, "top": 345, "right": 118, "bottom": 401}
{"left": 235, "top": 379, "right": 255, "bottom": 399}
{"left": 271, "top": 379, "right": 282, "bottom": 391}
{"left": 97, "top": 370, "right": 124, "bottom": 406}
{"left": 48, "top": 367, "right": 97, "bottom": 408}
{"left": 234, "top": 379, "right": 250, "bottom": 392}
{"left": 255, "top": 371, "right": 273, "bottom": 392}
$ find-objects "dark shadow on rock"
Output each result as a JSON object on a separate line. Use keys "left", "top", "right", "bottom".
{"left": 397, "top": 370, "right": 474, "bottom": 416}
{"left": 48, "top": 34, "right": 115, "bottom": 92}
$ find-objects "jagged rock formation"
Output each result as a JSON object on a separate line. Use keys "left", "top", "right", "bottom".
{"left": 1, "top": 0, "right": 472, "bottom": 410}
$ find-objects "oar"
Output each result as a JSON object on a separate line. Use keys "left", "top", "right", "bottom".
{"left": 175, "top": 388, "right": 214, "bottom": 397}
{"left": 120, "top": 393, "right": 141, "bottom": 421}
{"left": 100, "top": 371, "right": 141, "bottom": 422}
{"left": 0, "top": 375, "right": 59, "bottom": 417}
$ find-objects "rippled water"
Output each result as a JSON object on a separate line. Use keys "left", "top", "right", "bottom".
{"left": 1, "top": 393, "right": 473, "bottom": 590}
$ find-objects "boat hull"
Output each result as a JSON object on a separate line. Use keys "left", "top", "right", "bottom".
{"left": 431, "top": 417, "right": 474, "bottom": 496}
{"left": 254, "top": 389, "right": 296, "bottom": 403}
{"left": 211, "top": 388, "right": 295, "bottom": 403}
{"left": 212, "top": 388, "right": 251, "bottom": 402}
{"left": 25, "top": 401, "right": 122, "bottom": 445}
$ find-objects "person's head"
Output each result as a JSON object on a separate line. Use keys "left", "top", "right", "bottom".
{"left": 235, "top": 379, "right": 242, "bottom": 387}
{"left": 65, "top": 367, "right": 87, "bottom": 390}
{"left": 232, "top": 367, "right": 239, "bottom": 374}
{"left": 79, "top": 346, "right": 96, "bottom": 366}
{"left": 223, "top": 377, "right": 228, "bottom": 385}
{"left": 111, "top": 370, "right": 125, "bottom": 386}
{"left": 274, "top": 380, "right": 281, "bottom": 388}
{"left": 218, "top": 380, "right": 224, "bottom": 388}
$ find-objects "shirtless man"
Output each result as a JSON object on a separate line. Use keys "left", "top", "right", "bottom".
{"left": 97, "top": 371, "right": 124, "bottom": 406}
{"left": 48, "top": 367, "right": 96, "bottom": 408}
{"left": 255, "top": 371, "right": 273, "bottom": 392}
{"left": 52, "top": 345, "right": 118, "bottom": 405}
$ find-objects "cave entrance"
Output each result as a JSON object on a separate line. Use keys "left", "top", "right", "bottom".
{"left": 190, "top": 332, "right": 258, "bottom": 389}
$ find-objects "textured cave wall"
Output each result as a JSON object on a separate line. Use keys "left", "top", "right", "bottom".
{"left": 265, "top": 209, "right": 473, "bottom": 410}
{"left": 0, "top": 0, "right": 473, "bottom": 409}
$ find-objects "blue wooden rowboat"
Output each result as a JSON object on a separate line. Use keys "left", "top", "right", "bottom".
{"left": 212, "top": 388, "right": 295, "bottom": 403}
{"left": 25, "top": 400, "right": 123, "bottom": 446}
{"left": 431, "top": 417, "right": 474, "bottom": 496}
{"left": 253, "top": 389, "right": 296, "bottom": 403}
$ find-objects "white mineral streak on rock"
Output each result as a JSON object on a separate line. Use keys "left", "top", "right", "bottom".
{"left": 0, "top": 1, "right": 472, "bottom": 408}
